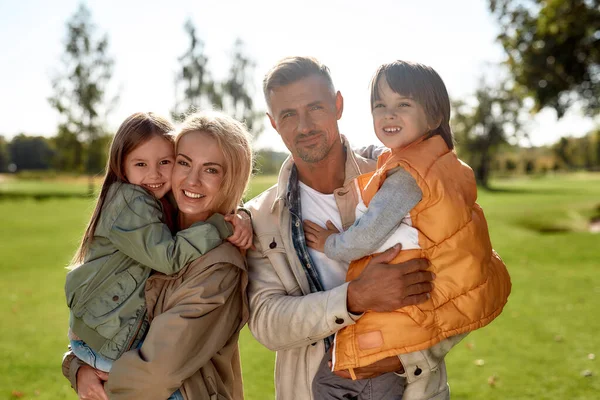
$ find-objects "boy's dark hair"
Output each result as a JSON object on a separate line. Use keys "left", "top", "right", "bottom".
{"left": 370, "top": 60, "right": 454, "bottom": 150}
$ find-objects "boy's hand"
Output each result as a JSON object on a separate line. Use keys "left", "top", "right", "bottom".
{"left": 225, "top": 211, "right": 253, "bottom": 250}
{"left": 303, "top": 220, "right": 339, "bottom": 252}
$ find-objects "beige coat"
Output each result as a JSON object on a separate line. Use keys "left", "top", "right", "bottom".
{"left": 63, "top": 242, "right": 248, "bottom": 400}
{"left": 246, "top": 138, "right": 463, "bottom": 400}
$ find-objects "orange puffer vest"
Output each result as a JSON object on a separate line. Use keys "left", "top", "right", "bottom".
{"left": 332, "top": 135, "right": 511, "bottom": 373}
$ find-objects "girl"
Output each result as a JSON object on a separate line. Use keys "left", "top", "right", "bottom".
{"left": 305, "top": 61, "right": 511, "bottom": 399}
{"left": 64, "top": 112, "right": 252, "bottom": 395}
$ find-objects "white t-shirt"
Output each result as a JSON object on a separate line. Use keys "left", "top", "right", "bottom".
{"left": 298, "top": 181, "right": 349, "bottom": 290}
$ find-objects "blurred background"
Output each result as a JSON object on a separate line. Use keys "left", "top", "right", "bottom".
{"left": 0, "top": 0, "right": 598, "bottom": 399}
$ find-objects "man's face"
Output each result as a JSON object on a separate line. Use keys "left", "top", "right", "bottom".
{"left": 267, "top": 75, "right": 343, "bottom": 163}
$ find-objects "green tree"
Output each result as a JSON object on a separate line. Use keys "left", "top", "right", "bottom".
{"left": 452, "top": 81, "right": 526, "bottom": 187}
{"left": 171, "top": 19, "right": 219, "bottom": 122}
{"left": 0, "top": 135, "right": 9, "bottom": 172}
{"left": 48, "top": 3, "right": 116, "bottom": 173}
{"left": 221, "top": 39, "right": 263, "bottom": 135}
{"left": 489, "top": 0, "right": 600, "bottom": 117}
{"left": 8, "top": 134, "right": 55, "bottom": 171}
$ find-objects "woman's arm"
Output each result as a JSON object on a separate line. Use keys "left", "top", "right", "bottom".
{"left": 104, "top": 261, "right": 246, "bottom": 400}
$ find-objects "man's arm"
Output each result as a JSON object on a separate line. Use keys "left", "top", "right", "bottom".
{"left": 247, "top": 242, "right": 434, "bottom": 351}
{"left": 247, "top": 240, "right": 356, "bottom": 351}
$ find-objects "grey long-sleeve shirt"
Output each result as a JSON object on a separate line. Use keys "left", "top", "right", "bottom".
{"left": 324, "top": 167, "right": 422, "bottom": 263}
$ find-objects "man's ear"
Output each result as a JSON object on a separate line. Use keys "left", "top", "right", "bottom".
{"left": 335, "top": 91, "right": 344, "bottom": 120}
{"left": 267, "top": 112, "right": 277, "bottom": 131}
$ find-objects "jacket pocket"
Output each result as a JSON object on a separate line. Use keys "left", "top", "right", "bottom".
{"left": 257, "top": 233, "right": 303, "bottom": 296}
{"left": 85, "top": 270, "right": 137, "bottom": 318}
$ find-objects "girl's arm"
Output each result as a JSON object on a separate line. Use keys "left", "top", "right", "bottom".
{"left": 304, "top": 168, "right": 422, "bottom": 263}
{"left": 105, "top": 184, "right": 232, "bottom": 275}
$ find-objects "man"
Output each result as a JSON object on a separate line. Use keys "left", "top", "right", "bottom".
{"left": 247, "top": 57, "right": 459, "bottom": 400}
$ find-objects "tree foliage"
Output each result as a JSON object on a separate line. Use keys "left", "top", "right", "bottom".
{"left": 489, "top": 0, "right": 600, "bottom": 117}
{"left": 7, "top": 134, "right": 55, "bottom": 171}
{"left": 172, "top": 21, "right": 263, "bottom": 135}
{"left": 48, "top": 3, "right": 116, "bottom": 173}
{"left": 0, "top": 136, "right": 9, "bottom": 172}
{"left": 452, "top": 81, "right": 527, "bottom": 187}
{"left": 171, "top": 19, "right": 220, "bottom": 122}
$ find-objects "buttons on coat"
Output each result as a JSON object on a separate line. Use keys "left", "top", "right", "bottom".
{"left": 112, "top": 295, "right": 119, "bottom": 301}
{"left": 414, "top": 367, "right": 422, "bottom": 376}
{"left": 269, "top": 239, "right": 277, "bottom": 249}
{"left": 335, "top": 317, "right": 345, "bottom": 325}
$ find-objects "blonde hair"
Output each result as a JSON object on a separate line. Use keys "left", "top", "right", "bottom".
{"left": 370, "top": 60, "right": 454, "bottom": 150}
{"left": 176, "top": 111, "right": 253, "bottom": 215}
{"left": 71, "top": 112, "right": 175, "bottom": 265}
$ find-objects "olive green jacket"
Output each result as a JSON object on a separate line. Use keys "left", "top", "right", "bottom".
{"left": 65, "top": 182, "right": 232, "bottom": 360}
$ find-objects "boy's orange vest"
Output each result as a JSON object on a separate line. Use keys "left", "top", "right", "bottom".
{"left": 332, "top": 135, "right": 511, "bottom": 372}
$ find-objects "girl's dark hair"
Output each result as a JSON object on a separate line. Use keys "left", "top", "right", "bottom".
{"left": 70, "top": 112, "right": 174, "bottom": 266}
{"left": 370, "top": 60, "right": 454, "bottom": 149}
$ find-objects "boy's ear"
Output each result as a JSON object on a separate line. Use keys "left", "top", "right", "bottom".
{"left": 429, "top": 115, "right": 442, "bottom": 131}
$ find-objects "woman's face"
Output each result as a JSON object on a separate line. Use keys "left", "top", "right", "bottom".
{"left": 172, "top": 131, "right": 225, "bottom": 222}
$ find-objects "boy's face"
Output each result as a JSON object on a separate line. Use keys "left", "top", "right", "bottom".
{"left": 372, "top": 79, "right": 431, "bottom": 149}
{"left": 123, "top": 135, "right": 174, "bottom": 199}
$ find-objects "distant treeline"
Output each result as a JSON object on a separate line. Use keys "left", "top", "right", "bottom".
{"left": 2, "top": 130, "right": 599, "bottom": 179}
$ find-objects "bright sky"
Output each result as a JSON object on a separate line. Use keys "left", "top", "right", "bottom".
{"left": 1, "top": 0, "right": 597, "bottom": 153}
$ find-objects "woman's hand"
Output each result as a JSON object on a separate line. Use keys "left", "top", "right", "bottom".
{"left": 76, "top": 365, "right": 109, "bottom": 400}
{"left": 303, "top": 220, "right": 339, "bottom": 252}
{"left": 225, "top": 211, "right": 253, "bottom": 250}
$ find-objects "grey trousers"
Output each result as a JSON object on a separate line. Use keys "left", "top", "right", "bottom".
{"left": 312, "top": 351, "right": 406, "bottom": 400}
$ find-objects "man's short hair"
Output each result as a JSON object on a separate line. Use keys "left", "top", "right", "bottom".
{"left": 263, "top": 56, "right": 335, "bottom": 107}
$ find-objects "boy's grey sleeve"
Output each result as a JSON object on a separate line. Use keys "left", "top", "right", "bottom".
{"left": 324, "top": 168, "right": 422, "bottom": 263}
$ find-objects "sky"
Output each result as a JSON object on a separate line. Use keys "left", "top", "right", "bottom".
{"left": 1, "top": 0, "right": 597, "bottom": 153}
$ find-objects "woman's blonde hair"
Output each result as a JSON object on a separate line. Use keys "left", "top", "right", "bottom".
{"left": 370, "top": 60, "right": 454, "bottom": 150}
{"left": 176, "top": 111, "right": 253, "bottom": 215}
{"left": 71, "top": 112, "right": 175, "bottom": 265}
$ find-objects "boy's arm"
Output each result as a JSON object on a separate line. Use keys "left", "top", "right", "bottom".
{"left": 106, "top": 186, "right": 232, "bottom": 275}
{"left": 325, "top": 168, "right": 422, "bottom": 263}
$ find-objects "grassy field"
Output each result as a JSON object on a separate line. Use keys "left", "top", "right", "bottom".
{"left": 1, "top": 173, "right": 599, "bottom": 399}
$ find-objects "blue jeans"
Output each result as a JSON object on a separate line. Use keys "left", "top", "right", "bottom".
{"left": 70, "top": 339, "right": 184, "bottom": 400}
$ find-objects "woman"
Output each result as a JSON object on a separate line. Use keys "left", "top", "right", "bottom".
{"left": 63, "top": 111, "right": 253, "bottom": 400}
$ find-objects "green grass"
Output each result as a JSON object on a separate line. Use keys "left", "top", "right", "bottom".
{"left": 1, "top": 173, "right": 599, "bottom": 399}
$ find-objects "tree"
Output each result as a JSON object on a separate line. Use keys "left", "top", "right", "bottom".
{"left": 452, "top": 80, "right": 527, "bottom": 187}
{"left": 489, "top": 0, "right": 600, "bottom": 117}
{"left": 0, "top": 136, "right": 9, "bottom": 172}
{"left": 171, "top": 19, "right": 219, "bottom": 122}
{"left": 221, "top": 39, "right": 263, "bottom": 135}
{"left": 8, "top": 134, "right": 55, "bottom": 171}
{"left": 48, "top": 3, "right": 116, "bottom": 173}
{"left": 172, "top": 21, "right": 263, "bottom": 136}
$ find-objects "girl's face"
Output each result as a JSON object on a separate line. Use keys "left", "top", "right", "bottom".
{"left": 172, "top": 131, "right": 225, "bottom": 223}
{"left": 372, "top": 78, "right": 432, "bottom": 149}
{"left": 123, "top": 135, "right": 175, "bottom": 199}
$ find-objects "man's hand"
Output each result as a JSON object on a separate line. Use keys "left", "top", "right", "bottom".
{"left": 303, "top": 220, "right": 339, "bottom": 252}
{"left": 76, "top": 365, "right": 109, "bottom": 400}
{"left": 225, "top": 211, "right": 254, "bottom": 250}
{"left": 332, "top": 355, "right": 404, "bottom": 380}
{"left": 347, "top": 244, "right": 434, "bottom": 314}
